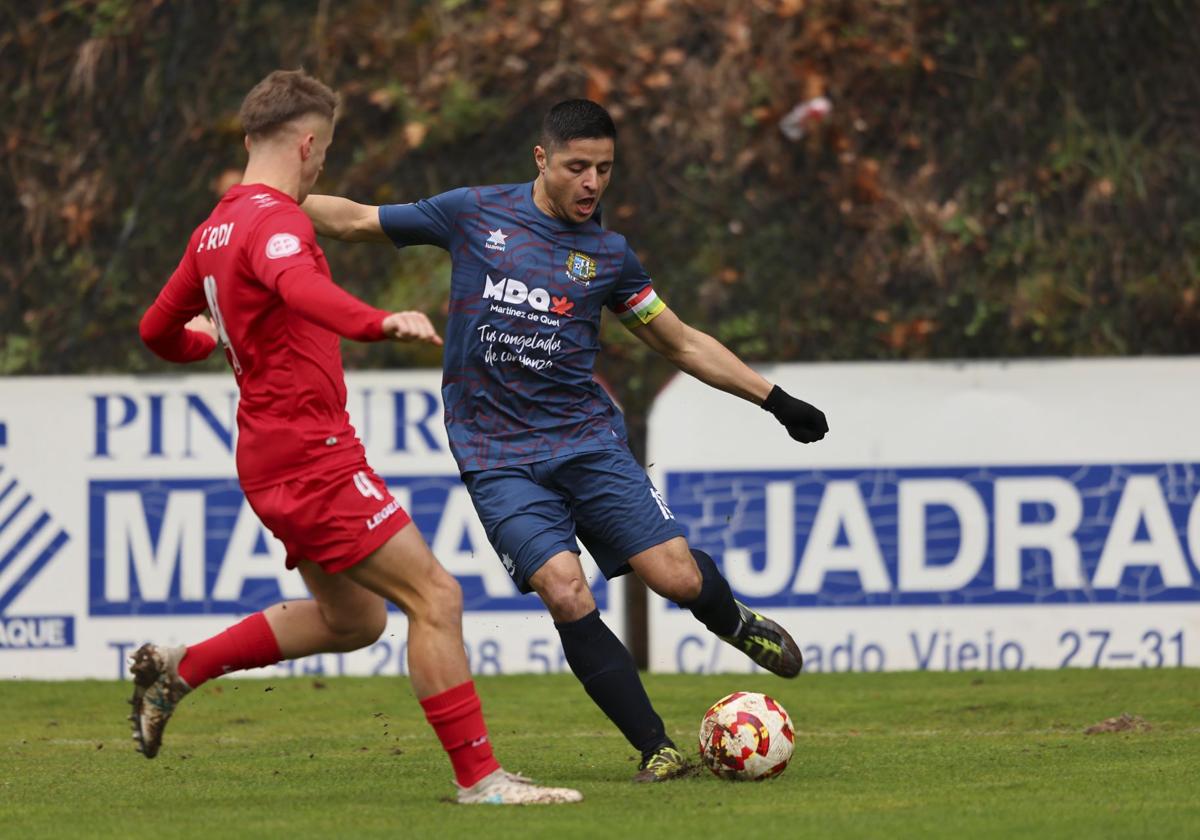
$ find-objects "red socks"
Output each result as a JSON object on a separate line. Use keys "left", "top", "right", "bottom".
{"left": 177, "top": 612, "right": 283, "bottom": 689}
{"left": 177, "top": 621, "right": 497, "bottom": 788}
{"left": 420, "top": 680, "right": 501, "bottom": 788}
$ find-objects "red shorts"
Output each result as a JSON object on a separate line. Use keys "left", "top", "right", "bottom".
{"left": 244, "top": 465, "right": 412, "bottom": 573}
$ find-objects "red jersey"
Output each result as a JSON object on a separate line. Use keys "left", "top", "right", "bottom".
{"left": 140, "top": 183, "right": 389, "bottom": 491}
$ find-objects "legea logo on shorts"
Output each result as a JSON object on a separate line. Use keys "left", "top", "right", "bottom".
{"left": 482, "top": 274, "right": 572, "bottom": 318}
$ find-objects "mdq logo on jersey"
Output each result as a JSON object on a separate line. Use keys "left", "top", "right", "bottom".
{"left": 482, "top": 274, "right": 573, "bottom": 320}
{"left": 0, "top": 461, "right": 73, "bottom": 650}
{"left": 666, "top": 463, "right": 1200, "bottom": 607}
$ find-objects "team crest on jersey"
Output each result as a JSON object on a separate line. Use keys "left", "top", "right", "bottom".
{"left": 565, "top": 251, "right": 597, "bottom": 286}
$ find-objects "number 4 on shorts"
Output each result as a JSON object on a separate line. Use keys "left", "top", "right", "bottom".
{"left": 352, "top": 471, "right": 384, "bottom": 501}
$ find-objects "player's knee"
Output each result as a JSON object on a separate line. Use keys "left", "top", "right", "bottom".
{"left": 679, "top": 561, "right": 703, "bottom": 602}
{"left": 327, "top": 599, "right": 387, "bottom": 650}
{"left": 415, "top": 564, "right": 463, "bottom": 626}
{"left": 537, "top": 575, "right": 594, "bottom": 622}
{"left": 648, "top": 557, "right": 702, "bottom": 604}
{"left": 355, "top": 602, "right": 389, "bottom": 647}
{"left": 437, "top": 569, "right": 464, "bottom": 618}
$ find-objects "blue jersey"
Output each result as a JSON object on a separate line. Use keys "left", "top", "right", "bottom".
{"left": 379, "top": 182, "right": 667, "bottom": 473}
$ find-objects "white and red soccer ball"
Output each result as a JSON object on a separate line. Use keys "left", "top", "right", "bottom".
{"left": 698, "top": 691, "right": 795, "bottom": 781}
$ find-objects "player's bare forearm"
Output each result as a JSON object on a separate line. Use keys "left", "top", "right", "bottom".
{"left": 667, "top": 328, "right": 772, "bottom": 404}
{"left": 670, "top": 329, "right": 829, "bottom": 444}
{"left": 634, "top": 307, "right": 827, "bottom": 442}
{"left": 633, "top": 308, "right": 770, "bottom": 403}
{"left": 301, "top": 195, "right": 388, "bottom": 242}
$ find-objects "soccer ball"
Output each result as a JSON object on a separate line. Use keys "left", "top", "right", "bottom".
{"left": 698, "top": 691, "right": 795, "bottom": 781}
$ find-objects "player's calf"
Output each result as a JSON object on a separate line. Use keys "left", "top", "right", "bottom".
{"left": 673, "top": 549, "right": 741, "bottom": 636}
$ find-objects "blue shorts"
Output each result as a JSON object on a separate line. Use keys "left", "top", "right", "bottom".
{"left": 461, "top": 448, "right": 685, "bottom": 593}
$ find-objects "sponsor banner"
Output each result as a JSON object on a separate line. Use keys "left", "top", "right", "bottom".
{"left": 0, "top": 373, "right": 618, "bottom": 679}
{"left": 647, "top": 359, "right": 1200, "bottom": 672}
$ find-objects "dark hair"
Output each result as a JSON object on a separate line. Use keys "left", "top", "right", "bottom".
{"left": 239, "top": 69, "right": 338, "bottom": 139}
{"left": 540, "top": 99, "right": 616, "bottom": 150}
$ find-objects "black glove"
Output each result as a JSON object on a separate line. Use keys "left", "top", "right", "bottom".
{"left": 762, "top": 385, "right": 828, "bottom": 443}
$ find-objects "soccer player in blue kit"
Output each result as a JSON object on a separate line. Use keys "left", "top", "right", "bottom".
{"left": 303, "top": 99, "right": 829, "bottom": 782}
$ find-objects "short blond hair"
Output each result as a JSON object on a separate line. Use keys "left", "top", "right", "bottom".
{"left": 238, "top": 69, "right": 338, "bottom": 139}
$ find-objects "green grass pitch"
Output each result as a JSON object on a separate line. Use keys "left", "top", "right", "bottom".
{"left": 2, "top": 669, "right": 1198, "bottom": 838}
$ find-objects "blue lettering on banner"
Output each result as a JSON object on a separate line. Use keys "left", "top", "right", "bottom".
{"left": 0, "top": 464, "right": 74, "bottom": 648}
{"left": 0, "top": 615, "right": 75, "bottom": 649}
{"left": 90, "top": 387, "right": 446, "bottom": 458}
{"left": 92, "top": 392, "right": 238, "bottom": 459}
{"left": 183, "top": 394, "right": 235, "bottom": 456}
{"left": 89, "top": 475, "right": 603, "bottom": 616}
{"left": 666, "top": 463, "right": 1200, "bottom": 608}
{"left": 392, "top": 390, "right": 443, "bottom": 452}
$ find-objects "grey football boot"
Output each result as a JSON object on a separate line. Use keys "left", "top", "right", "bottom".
{"left": 456, "top": 768, "right": 583, "bottom": 804}
{"left": 128, "top": 643, "right": 192, "bottom": 758}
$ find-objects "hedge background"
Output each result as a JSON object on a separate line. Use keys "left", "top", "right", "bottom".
{"left": 4, "top": 0, "right": 1199, "bottom": 448}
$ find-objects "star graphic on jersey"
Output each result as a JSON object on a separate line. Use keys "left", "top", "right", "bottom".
{"left": 485, "top": 228, "right": 508, "bottom": 251}
{"left": 550, "top": 296, "right": 574, "bottom": 316}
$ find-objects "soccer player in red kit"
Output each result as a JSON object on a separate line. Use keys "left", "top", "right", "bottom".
{"left": 133, "top": 69, "right": 580, "bottom": 805}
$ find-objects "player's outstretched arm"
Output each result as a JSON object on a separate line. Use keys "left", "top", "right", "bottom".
{"left": 631, "top": 306, "right": 828, "bottom": 443}
{"left": 631, "top": 307, "right": 768, "bottom": 401}
{"left": 139, "top": 251, "right": 219, "bottom": 363}
{"left": 273, "top": 264, "right": 440, "bottom": 346}
{"left": 301, "top": 195, "right": 389, "bottom": 242}
{"left": 382, "top": 311, "right": 443, "bottom": 346}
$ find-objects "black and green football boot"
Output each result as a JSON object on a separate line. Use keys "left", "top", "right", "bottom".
{"left": 719, "top": 601, "right": 804, "bottom": 678}
{"left": 633, "top": 743, "right": 690, "bottom": 783}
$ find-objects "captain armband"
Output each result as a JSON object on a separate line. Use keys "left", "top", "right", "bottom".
{"left": 612, "top": 287, "right": 666, "bottom": 328}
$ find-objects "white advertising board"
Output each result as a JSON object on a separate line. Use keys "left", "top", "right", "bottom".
{"left": 647, "top": 358, "right": 1200, "bottom": 672}
{"left": 0, "top": 372, "right": 619, "bottom": 678}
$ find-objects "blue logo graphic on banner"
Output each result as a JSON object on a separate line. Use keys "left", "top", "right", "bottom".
{"left": 667, "top": 463, "right": 1200, "bottom": 608}
{"left": 0, "top": 464, "right": 74, "bottom": 649}
{"left": 90, "top": 476, "right": 601, "bottom": 616}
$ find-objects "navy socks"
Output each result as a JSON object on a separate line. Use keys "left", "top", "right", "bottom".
{"left": 555, "top": 608, "right": 669, "bottom": 756}
{"left": 679, "top": 550, "right": 741, "bottom": 637}
{"left": 552, "top": 551, "right": 737, "bottom": 757}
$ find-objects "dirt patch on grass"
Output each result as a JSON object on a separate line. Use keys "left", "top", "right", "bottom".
{"left": 1084, "top": 713, "right": 1151, "bottom": 735}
